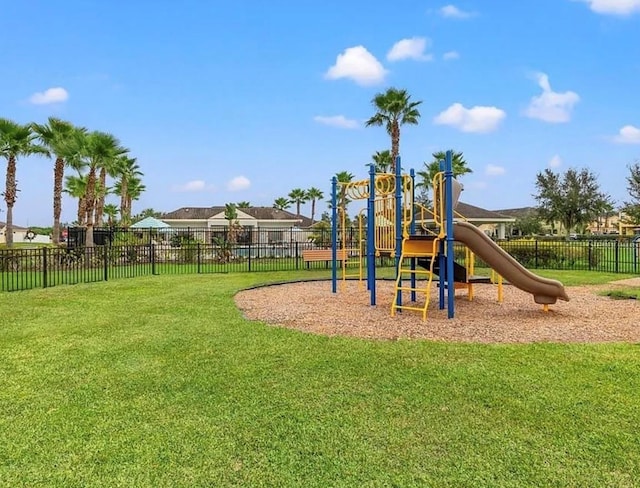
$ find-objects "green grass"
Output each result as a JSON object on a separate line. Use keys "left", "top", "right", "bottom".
{"left": 1, "top": 272, "right": 639, "bottom": 487}
{"left": 601, "top": 287, "right": 640, "bottom": 300}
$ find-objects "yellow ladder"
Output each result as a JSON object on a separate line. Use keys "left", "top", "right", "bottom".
{"left": 391, "top": 236, "right": 440, "bottom": 320}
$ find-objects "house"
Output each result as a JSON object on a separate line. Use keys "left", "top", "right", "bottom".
{"left": 0, "top": 221, "right": 51, "bottom": 245}
{"left": 160, "top": 206, "right": 315, "bottom": 245}
{"left": 417, "top": 202, "right": 515, "bottom": 239}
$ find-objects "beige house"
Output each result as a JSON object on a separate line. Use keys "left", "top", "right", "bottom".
{"left": 0, "top": 221, "right": 51, "bottom": 245}
{"left": 160, "top": 206, "right": 315, "bottom": 245}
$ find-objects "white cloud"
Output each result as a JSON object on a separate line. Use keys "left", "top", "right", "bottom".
{"left": 325, "top": 46, "right": 388, "bottom": 86}
{"left": 227, "top": 176, "right": 251, "bottom": 192}
{"left": 575, "top": 0, "right": 640, "bottom": 15}
{"left": 443, "top": 50, "right": 460, "bottom": 60}
{"left": 387, "top": 37, "right": 433, "bottom": 62}
{"left": 485, "top": 164, "right": 505, "bottom": 176}
{"left": 172, "top": 180, "right": 211, "bottom": 192}
{"left": 548, "top": 154, "right": 563, "bottom": 168}
{"left": 29, "top": 87, "right": 69, "bottom": 105}
{"left": 439, "top": 4, "right": 475, "bottom": 18}
{"left": 433, "top": 103, "right": 506, "bottom": 133}
{"left": 613, "top": 125, "right": 640, "bottom": 144}
{"left": 313, "top": 115, "right": 359, "bottom": 129}
{"left": 524, "top": 73, "right": 580, "bottom": 123}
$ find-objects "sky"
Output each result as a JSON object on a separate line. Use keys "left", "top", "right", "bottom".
{"left": 1, "top": 0, "right": 639, "bottom": 226}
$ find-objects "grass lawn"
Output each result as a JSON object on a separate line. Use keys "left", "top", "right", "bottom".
{"left": 1, "top": 271, "right": 639, "bottom": 487}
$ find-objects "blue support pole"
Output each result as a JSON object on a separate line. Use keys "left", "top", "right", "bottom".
{"left": 445, "top": 150, "right": 455, "bottom": 319}
{"left": 395, "top": 155, "right": 403, "bottom": 309}
{"left": 367, "top": 164, "right": 376, "bottom": 305}
{"left": 331, "top": 176, "right": 338, "bottom": 294}
{"left": 409, "top": 168, "right": 417, "bottom": 303}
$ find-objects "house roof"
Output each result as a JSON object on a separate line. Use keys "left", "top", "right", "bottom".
{"left": 455, "top": 202, "right": 515, "bottom": 222}
{"left": 493, "top": 206, "right": 538, "bottom": 218}
{"left": 0, "top": 221, "right": 29, "bottom": 231}
{"left": 161, "top": 206, "right": 314, "bottom": 227}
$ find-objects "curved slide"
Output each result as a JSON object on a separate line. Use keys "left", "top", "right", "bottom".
{"left": 454, "top": 221, "right": 569, "bottom": 305}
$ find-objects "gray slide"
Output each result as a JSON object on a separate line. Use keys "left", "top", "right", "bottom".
{"left": 454, "top": 221, "right": 569, "bottom": 305}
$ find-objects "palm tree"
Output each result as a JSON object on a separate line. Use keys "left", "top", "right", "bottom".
{"left": 365, "top": 88, "right": 422, "bottom": 173}
{"left": 123, "top": 175, "right": 146, "bottom": 219}
{"left": 335, "top": 171, "right": 355, "bottom": 213}
{"left": 102, "top": 203, "right": 119, "bottom": 227}
{"left": 416, "top": 150, "right": 473, "bottom": 190}
{"left": 95, "top": 143, "right": 129, "bottom": 227}
{"left": 305, "top": 187, "right": 324, "bottom": 223}
{"left": 370, "top": 150, "right": 393, "bottom": 173}
{"left": 112, "top": 156, "right": 142, "bottom": 227}
{"left": 236, "top": 201, "right": 251, "bottom": 208}
{"left": 273, "top": 197, "right": 291, "bottom": 210}
{"left": 82, "top": 131, "right": 127, "bottom": 246}
{"left": 288, "top": 188, "right": 308, "bottom": 217}
{"left": 31, "top": 117, "right": 77, "bottom": 245}
{"left": 0, "top": 119, "right": 48, "bottom": 247}
{"left": 64, "top": 173, "right": 88, "bottom": 226}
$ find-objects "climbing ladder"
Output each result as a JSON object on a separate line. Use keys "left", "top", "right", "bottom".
{"left": 391, "top": 235, "right": 440, "bottom": 320}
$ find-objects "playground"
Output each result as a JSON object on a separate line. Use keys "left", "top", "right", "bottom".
{"left": 237, "top": 152, "right": 638, "bottom": 343}
{"left": 235, "top": 278, "right": 640, "bottom": 343}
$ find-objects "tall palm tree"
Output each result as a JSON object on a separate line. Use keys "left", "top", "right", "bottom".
{"left": 82, "top": 131, "right": 127, "bottom": 246}
{"left": 288, "top": 188, "right": 308, "bottom": 217}
{"left": 0, "top": 119, "right": 48, "bottom": 247}
{"left": 305, "top": 187, "right": 324, "bottom": 223}
{"left": 95, "top": 143, "right": 128, "bottom": 227}
{"left": 370, "top": 150, "right": 393, "bottom": 173}
{"left": 64, "top": 173, "right": 88, "bottom": 226}
{"left": 335, "top": 171, "right": 355, "bottom": 212}
{"left": 102, "top": 203, "right": 119, "bottom": 227}
{"left": 123, "top": 175, "right": 146, "bottom": 219}
{"left": 31, "top": 118, "right": 78, "bottom": 245}
{"left": 365, "top": 88, "right": 422, "bottom": 173}
{"left": 112, "top": 156, "right": 142, "bottom": 227}
{"left": 416, "top": 150, "right": 473, "bottom": 190}
{"left": 273, "top": 197, "right": 291, "bottom": 210}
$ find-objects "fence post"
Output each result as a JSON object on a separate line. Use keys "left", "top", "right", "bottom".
{"left": 103, "top": 245, "right": 109, "bottom": 282}
{"left": 588, "top": 241, "right": 592, "bottom": 271}
{"left": 197, "top": 242, "right": 201, "bottom": 274}
{"left": 615, "top": 239, "right": 619, "bottom": 273}
{"left": 42, "top": 247, "right": 48, "bottom": 289}
{"left": 151, "top": 243, "right": 157, "bottom": 275}
{"left": 535, "top": 239, "right": 539, "bottom": 268}
{"left": 295, "top": 241, "right": 299, "bottom": 270}
{"left": 248, "top": 241, "right": 252, "bottom": 272}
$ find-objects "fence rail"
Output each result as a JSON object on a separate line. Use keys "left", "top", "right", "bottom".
{"left": 2, "top": 237, "right": 639, "bottom": 292}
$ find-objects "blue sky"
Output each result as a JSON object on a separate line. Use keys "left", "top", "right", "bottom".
{"left": 1, "top": 0, "right": 639, "bottom": 226}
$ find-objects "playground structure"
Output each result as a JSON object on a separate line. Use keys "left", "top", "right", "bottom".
{"left": 330, "top": 151, "right": 569, "bottom": 320}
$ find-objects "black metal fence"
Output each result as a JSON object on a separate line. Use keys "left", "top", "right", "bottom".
{"left": 2, "top": 233, "right": 639, "bottom": 292}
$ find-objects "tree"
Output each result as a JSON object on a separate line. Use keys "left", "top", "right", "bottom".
{"left": 365, "top": 88, "right": 422, "bottom": 173}
{"left": 622, "top": 161, "right": 640, "bottom": 225}
{"left": 31, "top": 117, "right": 77, "bottom": 245}
{"left": 288, "top": 188, "right": 308, "bottom": 217}
{"left": 236, "top": 201, "right": 251, "bottom": 208}
{"left": 533, "top": 168, "right": 613, "bottom": 235}
{"left": 513, "top": 213, "right": 544, "bottom": 237}
{"left": 81, "top": 131, "right": 127, "bottom": 246}
{"left": 416, "top": 150, "right": 473, "bottom": 190}
{"left": 102, "top": 203, "right": 119, "bottom": 227}
{"left": 64, "top": 174, "right": 88, "bottom": 225}
{"left": 0, "top": 119, "right": 47, "bottom": 247}
{"left": 334, "top": 171, "right": 355, "bottom": 217}
{"left": 369, "top": 150, "right": 393, "bottom": 173}
{"left": 224, "top": 203, "right": 241, "bottom": 245}
{"left": 132, "top": 208, "right": 163, "bottom": 222}
{"left": 113, "top": 156, "right": 142, "bottom": 227}
{"left": 305, "top": 187, "right": 324, "bottom": 223}
{"left": 273, "top": 197, "right": 291, "bottom": 210}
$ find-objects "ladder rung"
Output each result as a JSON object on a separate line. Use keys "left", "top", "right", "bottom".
{"left": 392, "top": 305, "right": 427, "bottom": 312}
{"left": 397, "top": 286, "right": 426, "bottom": 292}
